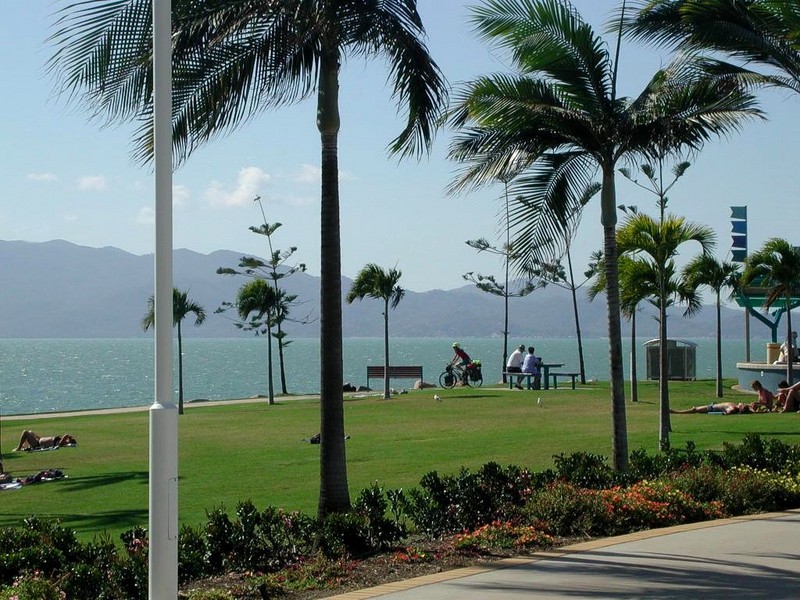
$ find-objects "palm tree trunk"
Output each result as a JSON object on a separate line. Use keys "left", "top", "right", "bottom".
{"left": 658, "top": 297, "right": 670, "bottom": 448}
{"left": 630, "top": 311, "right": 638, "bottom": 402}
{"left": 383, "top": 301, "right": 391, "bottom": 399}
{"left": 715, "top": 292, "right": 723, "bottom": 398}
{"left": 177, "top": 321, "right": 184, "bottom": 415}
{"left": 566, "top": 249, "right": 587, "bottom": 384}
{"left": 600, "top": 167, "right": 628, "bottom": 471}
{"left": 317, "top": 48, "right": 350, "bottom": 517}
{"left": 267, "top": 323, "right": 275, "bottom": 406}
{"left": 277, "top": 321, "right": 288, "bottom": 394}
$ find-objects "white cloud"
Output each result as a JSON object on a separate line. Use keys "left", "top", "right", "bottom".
{"left": 27, "top": 172, "right": 57, "bottom": 182}
{"left": 205, "top": 166, "right": 270, "bottom": 207}
{"left": 77, "top": 175, "right": 108, "bottom": 192}
{"left": 63, "top": 214, "right": 78, "bottom": 222}
{"left": 136, "top": 207, "right": 155, "bottom": 225}
{"left": 173, "top": 184, "right": 190, "bottom": 208}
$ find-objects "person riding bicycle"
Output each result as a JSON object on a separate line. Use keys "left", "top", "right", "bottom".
{"left": 450, "top": 342, "right": 472, "bottom": 384}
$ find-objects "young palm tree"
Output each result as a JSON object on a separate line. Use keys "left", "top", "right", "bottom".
{"left": 742, "top": 238, "right": 800, "bottom": 385}
{"left": 142, "top": 288, "right": 206, "bottom": 415}
{"left": 447, "top": 0, "right": 759, "bottom": 469}
{"left": 48, "top": 0, "right": 447, "bottom": 516}
{"left": 588, "top": 252, "right": 658, "bottom": 403}
{"left": 683, "top": 255, "right": 741, "bottom": 398}
{"left": 617, "top": 212, "right": 713, "bottom": 447}
{"left": 234, "top": 279, "right": 280, "bottom": 406}
{"left": 346, "top": 265, "right": 405, "bottom": 400}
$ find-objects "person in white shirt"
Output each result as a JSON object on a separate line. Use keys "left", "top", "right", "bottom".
{"left": 777, "top": 331, "right": 798, "bottom": 363}
{"left": 506, "top": 344, "right": 526, "bottom": 389}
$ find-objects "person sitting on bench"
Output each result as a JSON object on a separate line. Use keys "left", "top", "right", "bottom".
{"left": 521, "top": 346, "right": 542, "bottom": 390}
{"left": 14, "top": 431, "right": 77, "bottom": 451}
{"left": 506, "top": 344, "right": 526, "bottom": 389}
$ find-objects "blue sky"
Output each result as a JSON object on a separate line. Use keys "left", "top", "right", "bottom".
{"left": 1, "top": 1, "right": 798, "bottom": 294}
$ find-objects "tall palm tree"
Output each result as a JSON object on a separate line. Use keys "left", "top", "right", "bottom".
{"left": 346, "top": 264, "right": 405, "bottom": 400}
{"left": 234, "top": 279, "right": 280, "bottom": 405}
{"left": 447, "top": 0, "right": 759, "bottom": 469}
{"left": 48, "top": 0, "right": 447, "bottom": 517}
{"left": 142, "top": 288, "right": 206, "bottom": 415}
{"left": 683, "top": 255, "right": 741, "bottom": 398}
{"left": 617, "top": 212, "right": 713, "bottom": 447}
{"left": 742, "top": 238, "right": 800, "bottom": 385}
{"left": 627, "top": 0, "right": 800, "bottom": 93}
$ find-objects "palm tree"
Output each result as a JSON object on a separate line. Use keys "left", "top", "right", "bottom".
{"left": 447, "top": 0, "right": 760, "bottom": 469}
{"left": 142, "top": 288, "right": 206, "bottom": 415}
{"left": 346, "top": 265, "right": 405, "bottom": 400}
{"left": 617, "top": 212, "right": 714, "bottom": 447}
{"left": 627, "top": 0, "right": 800, "bottom": 93}
{"left": 234, "top": 279, "right": 280, "bottom": 405}
{"left": 742, "top": 238, "right": 800, "bottom": 385}
{"left": 683, "top": 255, "right": 741, "bottom": 398}
{"left": 48, "top": 0, "right": 447, "bottom": 517}
{"left": 587, "top": 251, "right": 656, "bottom": 403}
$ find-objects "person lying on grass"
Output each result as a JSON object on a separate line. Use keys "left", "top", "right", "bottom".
{"left": 14, "top": 431, "right": 77, "bottom": 451}
{"left": 670, "top": 402, "right": 766, "bottom": 415}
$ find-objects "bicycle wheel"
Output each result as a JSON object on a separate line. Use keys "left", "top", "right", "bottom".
{"left": 469, "top": 374, "right": 483, "bottom": 387}
{"left": 439, "top": 370, "right": 456, "bottom": 389}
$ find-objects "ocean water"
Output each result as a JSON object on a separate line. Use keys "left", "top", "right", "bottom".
{"left": 0, "top": 337, "right": 750, "bottom": 416}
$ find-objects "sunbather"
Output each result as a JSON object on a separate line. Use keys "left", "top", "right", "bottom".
{"left": 14, "top": 430, "right": 77, "bottom": 451}
{"left": 670, "top": 402, "right": 759, "bottom": 415}
{"left": 775, "top": 380, "right": 800, "bottom": 412}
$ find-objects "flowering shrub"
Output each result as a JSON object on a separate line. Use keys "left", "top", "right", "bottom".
{"left": 249, "top": 557, "right": 359, "bottom": 596}
{"left": 393, "top": 545, "right": 437, "bottom": 564}
{"left": 526, "top": 481, "right": 614, "bottom": 537}
{"left": 454, "top": 521, "right": 554, "bottom": 552}
{"left": 0, "top": 572, "right": 64, "bottom": 600}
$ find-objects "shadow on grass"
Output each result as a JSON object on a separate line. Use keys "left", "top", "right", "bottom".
{"left": 58, "top": 470, "right": 148, "bottom": 492}
{"left": 2, "top": 509, "right": 149, "bottom": 536}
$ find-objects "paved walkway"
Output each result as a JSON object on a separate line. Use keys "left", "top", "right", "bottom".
{"left": 328, "top": 510, "right": 800, "bottom": 599}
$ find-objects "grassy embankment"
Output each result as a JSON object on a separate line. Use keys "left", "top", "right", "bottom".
{"left": 1, "top": 378, "right": 798, "bottom": 541}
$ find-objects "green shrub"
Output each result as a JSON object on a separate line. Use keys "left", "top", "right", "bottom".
{"left": 352, "top": 483, "right": 407, "bottom": 551}
{"left": 454, "top": 521, "right": 554, "bottom": 552}
{"left": 551, "top": 452, "right": 616, "bottom": 489}
{"left": 526, "top": 481, "right": 613, "bottom": 537}
{"left": 179, "top": 525, "right": 210, "bottom": 584}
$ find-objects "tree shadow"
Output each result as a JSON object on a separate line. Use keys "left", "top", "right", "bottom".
{"left": 1, "top": 509, "right": 148, "bottom": 536}
{"left": 58, "top": 470, "right": 148, "bottom": 492}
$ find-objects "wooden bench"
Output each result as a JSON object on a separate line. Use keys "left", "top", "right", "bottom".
{"left": 550, "top": 372, "right": 579, "bottom": 389}
{"left": 366, "top": 365, "right": 423, "bottom": 386}
{"left": 502, "top": 372, "right": 541, "bottom": 390}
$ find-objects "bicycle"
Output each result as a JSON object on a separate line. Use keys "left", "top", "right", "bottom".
{"left": 439, "top": 360, "right": 483, "bottom": 389}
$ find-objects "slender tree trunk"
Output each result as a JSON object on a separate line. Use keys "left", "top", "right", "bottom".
{"left": 600, "top": 166, "right": 628, "bottom": 471}
{"left": 277, "top": 321, "right": 288, "bottom": 394}
{"left": 787, "top": 296, "right": 794, "bottom": 385}
{"left": 502, "top": 181, "right": 511, "bottom": 384}
{"left": 177, "top": 321, "right": 184, "bottom": 415}
{"left": 383, "top": 302, "right": 390, "bottom": 400}
{"left": 267, "top": 324, "right": 275, "bottom": 405}
{"left": 566, "top": 249, "right": 587, "bottom": 384}
{"left": 630, "top": 311, "right": 638, "bottom": 402}
{"left": 658, "top": 296, "right": 670, "bottom": 448}
{"left": 715, "top": 292, "right": 723, "bottom": 398}
{"left": 317, "top": 47, "right": 350, "bottom": 517}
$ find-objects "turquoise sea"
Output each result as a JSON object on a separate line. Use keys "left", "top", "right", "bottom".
{"left": 0, "top": 337, "right": 750, "bottom": 416}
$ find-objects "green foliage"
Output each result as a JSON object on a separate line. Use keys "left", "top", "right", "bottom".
{"left": 401, "top": 462, "right": 533, "bottom": 537}
{"left": 454, "top": 521, "right": 554, "bottom": 552}
{"left": 551, "top": 452, "right": 618, "bottom": 489}
{"left": 0, "top": 573, "right": 64, "bottom": 600}
{"left": 185, "top": 590, "right": 235, "bottom": 600}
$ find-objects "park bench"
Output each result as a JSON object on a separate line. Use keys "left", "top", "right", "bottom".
{"left": 550, "top": 372, "right": 579, "bottom": 389}
{"left": 503, "top": 372, "right": 541, "bottom": 390}
{"left": 366, "top": 365, "right": 423, "bottom": 387}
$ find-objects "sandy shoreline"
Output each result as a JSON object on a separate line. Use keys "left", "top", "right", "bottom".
{"left": 3, "top": 394, "right": 321, "bottom": 421}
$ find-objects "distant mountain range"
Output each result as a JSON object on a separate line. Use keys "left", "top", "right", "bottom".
{"left": 0, "top": 239, "right": 748, "bottom": 339}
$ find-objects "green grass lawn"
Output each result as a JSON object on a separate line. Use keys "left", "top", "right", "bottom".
{"left": 2, "top": 379, "right": 798, "bottom": 541}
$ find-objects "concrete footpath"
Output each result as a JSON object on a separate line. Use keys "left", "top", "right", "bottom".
{"left": 328, "top": 510, "right": 800, "bottom": 599}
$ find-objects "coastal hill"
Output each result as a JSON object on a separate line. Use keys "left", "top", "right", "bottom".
{"left": 0, "top": 239, "right": 748, "bottom": 339}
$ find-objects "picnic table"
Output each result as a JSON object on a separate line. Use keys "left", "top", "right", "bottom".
{"left": 541, "top": 363, "right": 563, "bottom": 390}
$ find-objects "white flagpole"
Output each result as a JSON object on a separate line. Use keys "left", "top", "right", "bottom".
{"left": 150, "top": 0, "right": 178, "bottom": 598}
